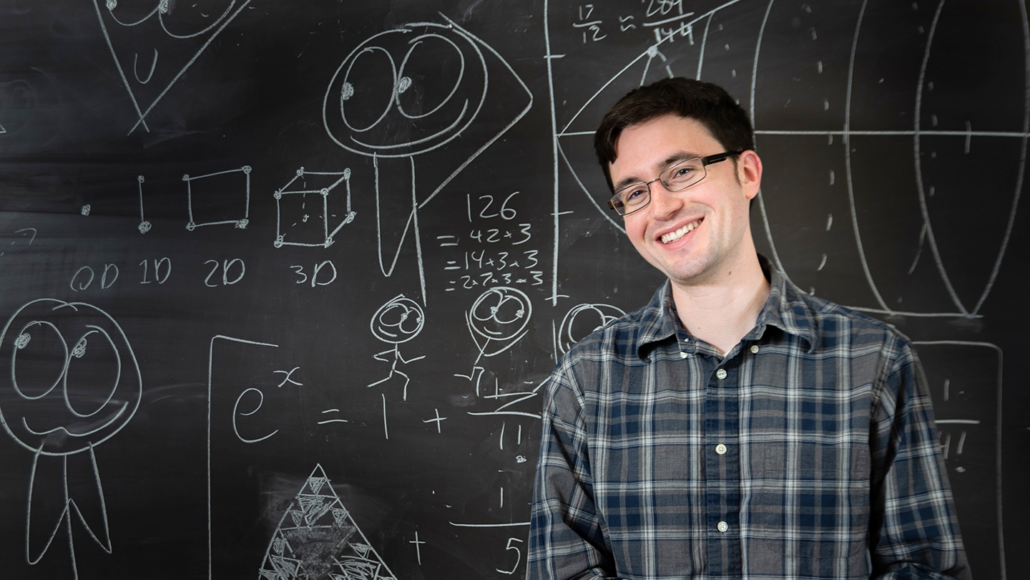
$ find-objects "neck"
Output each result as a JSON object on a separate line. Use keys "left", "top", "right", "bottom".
{"left": 669, "top": 250, "right": 770, "bottom": 356}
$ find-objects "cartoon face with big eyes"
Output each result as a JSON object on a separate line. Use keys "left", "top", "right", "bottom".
{"left": 370, "top": 295, "right": 425, "bottom": 345}
{"left": 323, "top": 22, "right": 488, "bottom": 158}
{"left": 0, "top": 299, "right": 142, "bottom": 456}
{"left": 0, "top": 299, "right": 142, "bottom": 577}
{"left": 466, "top": 287, "right": 532, "bottom": 358}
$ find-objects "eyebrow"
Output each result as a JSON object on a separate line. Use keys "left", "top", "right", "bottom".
{"left": 612, "top": 151, "right": 702, "bottom": 191}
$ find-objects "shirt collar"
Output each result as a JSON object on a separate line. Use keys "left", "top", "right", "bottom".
{"left": 635, "top": 254, "right": 818, "bottom": 358}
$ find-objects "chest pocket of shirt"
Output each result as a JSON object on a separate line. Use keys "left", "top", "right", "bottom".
{"left": 748, "top": 442, "right": 870, "bottom": 558}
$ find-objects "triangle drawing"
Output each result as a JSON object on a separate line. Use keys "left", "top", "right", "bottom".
{"left": 258, "top": 464, "right": 397, "bottom": 580}
{"left": 90, "top": 0, "right": 253, "bottom": 135}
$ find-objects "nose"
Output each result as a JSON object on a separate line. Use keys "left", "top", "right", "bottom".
{"left": 647, "top": 179, "right": 682, "bottom": 219}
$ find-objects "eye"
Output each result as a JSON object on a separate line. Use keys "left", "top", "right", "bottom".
{"left": 622, "top": 186, "right": 648, "bottom": 203}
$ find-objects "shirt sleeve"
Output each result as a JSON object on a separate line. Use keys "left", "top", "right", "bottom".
{"left": 527, "top": 361, "right": 618, "bottom": 580}
{"left": 868, "top": 337, "right": 972, "bottom": 580}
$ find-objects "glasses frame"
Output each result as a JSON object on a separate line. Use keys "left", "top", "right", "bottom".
{"left": 607, "top": 151, "right": 743, "bottom": 216}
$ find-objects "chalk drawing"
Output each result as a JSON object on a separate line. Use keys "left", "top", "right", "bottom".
{"left": 368, "top": 295, "right": 426, "bottom": 402}
{"left": 274, "top": 167, "right": 356, "bottom": 249}
{"left": 0, "top": 299, "right": 142, "bottom": 580}
{"left": 92, "top": 0, "right": 254, "bottom": 134}
{"left": 258, "top": 464, "right": 397, "bottom": 580}
{"left": 322, "top": 15, "right": 533, "bottom": 305}
{"left": 546, "top": 0, "right": 1026, "bottom": 318}
{"left": 184, "top": 166, "right": 252, "bottom": 231}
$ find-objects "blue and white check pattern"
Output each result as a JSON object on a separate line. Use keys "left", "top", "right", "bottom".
{"left": 528, "top": 258, "right": 970, "bottom": 580}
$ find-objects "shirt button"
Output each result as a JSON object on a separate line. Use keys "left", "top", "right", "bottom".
{"left": 717, "top": 521, "right": 729, "bottom": 533}
{"left": 716, "top": 369, "right": 727, "bottom": 380}
{"left": 715, "top": 443, "right": 727, "bottom": 455}
{"left": 680, "top": 351, "right": 689, "bottom": 359}
{"left": 750, "top": 345, "right": 760, "bottom": 354}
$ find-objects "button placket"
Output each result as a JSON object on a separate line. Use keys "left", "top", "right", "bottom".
{"left": 704, "top": 360, "right": 741, "bottom": 573}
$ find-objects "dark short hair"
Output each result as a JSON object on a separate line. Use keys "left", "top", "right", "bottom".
{"left": 594, "top": 78, "right": 755, "bottom": 192}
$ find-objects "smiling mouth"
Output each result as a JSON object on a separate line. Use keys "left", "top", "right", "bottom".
{"left": 660, "top": 218, "right": 702, "bottom": 244}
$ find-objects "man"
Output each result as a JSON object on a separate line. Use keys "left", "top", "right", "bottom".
{"left": 527, "top": 78, "right": 970, "bottom": 579}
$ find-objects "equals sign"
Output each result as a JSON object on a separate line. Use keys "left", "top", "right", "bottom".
{"left": 317, "top": 409, "right": 348, "bottom": 425}
{"left": 444, "top": 260, "right": 462, "bottom": 271}
{"left": 437, "top": 235, "right": 459, "bottom": 247}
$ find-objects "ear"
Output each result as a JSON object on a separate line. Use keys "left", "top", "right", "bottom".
{"left": 737, "top": 150, "right": 763, "bottom": 200}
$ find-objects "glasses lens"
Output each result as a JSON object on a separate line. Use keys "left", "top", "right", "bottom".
{"left": 613, "top": 184, "right": 649, "bottom": 215}
{"left": 662, "top": 158, "right": 705, "bottom": 191}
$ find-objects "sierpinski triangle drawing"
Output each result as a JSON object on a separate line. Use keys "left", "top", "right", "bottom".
{"left": 258, "top": 464, "right": 396, "bottom": 580}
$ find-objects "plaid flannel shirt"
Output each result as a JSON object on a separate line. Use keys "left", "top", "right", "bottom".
{"left": 528, "top": 257, "right": 970, "bottom": 580}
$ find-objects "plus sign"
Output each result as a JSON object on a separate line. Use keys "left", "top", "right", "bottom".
{"left": 423, "top": 408, "right": 447, "bottom": 433}
{"left": 409, "top": 531, "right": 426, "bottom": 565}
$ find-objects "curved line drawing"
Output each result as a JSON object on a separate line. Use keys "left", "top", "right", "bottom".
{"left": 973, "top": 0, "right": 1030, "bottom": 315}
{"left": 340, "top": 46, "right": 398, "bottom": 134}
{"left": 132, "top": 49, "right": 158, "bottom": 84}
{"left": 396, "top": 34, "right": 467, "bottom": 120}
{"left": 555, "top": 303, "right": 625, "bottom": 356}
{"left": 843, "top": 0, "right": 893, "bottom": 314}
{"left": 157, "top": 1, "right": 236, "bottom": 40}
{"left": 912, "top": 0, "right": 969, "bottom": 316}
{"left": 104, "top": 1, "right": 161, "bottom": 27}
{"left": 10, "top": 320, "right": 68, "bottom": 401}
{"left": 63, "top": 326, "right": 123, "bottom": 418}
{"left": 749, "top": 0, "right": 794, "bottom": 282}
{"left": 232, "top": 388, "right": 279, "bottom": 444}
{"left": 350, "top": 99, "right": 470, "bottom": 151}
{"left": 21, "top": 403, "right": 128, "bottom": 438}
{"left": 555, "top": 0, "right": 742, "bottom": 136}
{"left": 557, "top": 142, "right": 625, "bottom": 233}
{"left": 373, "top": 156, "right": 419, "bottom": 282}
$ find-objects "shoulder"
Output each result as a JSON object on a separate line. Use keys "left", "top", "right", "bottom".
{"left": 546, "top": 298, "right": 657, "bottom": 402}
{"left": 795, "top": 286, "right": 914, "bottom": 352}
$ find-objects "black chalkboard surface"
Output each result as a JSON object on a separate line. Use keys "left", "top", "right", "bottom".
{"left": 0, "top": 1, "right": 1026, "bottom": 578}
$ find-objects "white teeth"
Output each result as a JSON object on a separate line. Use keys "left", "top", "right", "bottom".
{"left": 661, "top": 219, "right": 702, "bottom": 244}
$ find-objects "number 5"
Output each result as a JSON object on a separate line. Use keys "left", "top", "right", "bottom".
{"left": 496, "top": 537, "right": 524, "bottom": 575}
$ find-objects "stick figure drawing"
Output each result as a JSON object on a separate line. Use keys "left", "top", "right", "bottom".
{"left": 367, "top": 294, "right": 425, "bottom": 401}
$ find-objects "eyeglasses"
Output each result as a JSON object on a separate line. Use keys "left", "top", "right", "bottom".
{"left": 608, "top": 151, "right": 743, "bottom": 216}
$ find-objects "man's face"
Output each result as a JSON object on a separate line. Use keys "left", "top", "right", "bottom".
{"left": 608, "top": 114, "right": 760, "bottom": 287}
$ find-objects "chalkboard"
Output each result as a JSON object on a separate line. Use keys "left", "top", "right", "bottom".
{"left": 0, "top": 1, "right": 1026, "bottom": 578}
